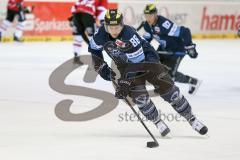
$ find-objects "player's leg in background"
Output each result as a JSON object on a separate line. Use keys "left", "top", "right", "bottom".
{"left": 166, "top": 55, "right": 202, "bottom": 95}
{"left": 159, "top": 54, "right": 174, "bottom": 76}
{"left": 13, "top": 9, "right": 26, "bottom": 42}
{"left": 72, "top": 13, "right": 85, "bottom": 64}
{"left": 0, "top": 9, "right": 16, "bottom": 42}
{"left": 148, "top": 71, "right": 208, "bottom": 135}
{"left": 153, "top": 54, "right": 172, "bottom": 93}
{"left": 81, "top": 12, "right": 95, "bottom": 40}
{"left": 158, "top": 53, "right": 186, "bottom": 81}
{"left": 129, "top": 78, "right": 170, "bottom": 137}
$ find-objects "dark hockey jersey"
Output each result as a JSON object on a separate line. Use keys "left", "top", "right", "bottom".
{"left": 143, "top": 15, "right": 193, "bottom": 54}
{"left": 88, "top": 25, "right": 159, "bottom": 74}
{"left": 7, "top": 0, "right": 24, "bottom": 11}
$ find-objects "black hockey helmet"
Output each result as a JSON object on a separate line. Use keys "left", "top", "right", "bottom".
{"left": 144, "top": 4, "right": 157, "bottom": 14}
{"left": 104, "top": 9, "right": 123, "bottom": 26}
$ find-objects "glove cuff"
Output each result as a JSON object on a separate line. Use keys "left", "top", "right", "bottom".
{"left": 97, "top": 63, "right": 107, "bottom": 73}
{"left": 185, "top": 44, "right": 196, "bottom": 50}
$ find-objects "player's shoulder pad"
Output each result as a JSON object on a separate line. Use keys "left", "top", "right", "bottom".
{"left": 157, "top": 15, "right": 169, "bottom": 21}
{"left": 94, "top": 25, "right": 107, "bottom": 37}
{"left": 122, "top": 25, "right": 139, "bottom": 39}
{"left": 157, "top": 15, "right": 173, "bottom": 29}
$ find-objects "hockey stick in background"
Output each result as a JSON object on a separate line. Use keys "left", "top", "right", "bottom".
{"left": 136, "top": 21, "right": 144, "bottom": 31}
{"left": 112, "top": 80, "right": 159, "bottom": 148}
{"left": 157, "top": 51, "right": 174, "bottom": 55}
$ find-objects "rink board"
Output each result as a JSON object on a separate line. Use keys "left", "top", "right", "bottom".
{"left": 0, "top": 0, "right": 240, "bottom": 41}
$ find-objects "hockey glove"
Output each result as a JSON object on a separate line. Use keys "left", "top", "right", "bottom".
{"left": 185, "top": 44, "right": 198, "bottom": 58}
{"left": 24, "top": 6, "right": 35, "bottom": 14}
{"left": 158, "top": 40, "right": 167, "bottom": 50}
{"left": 68, "top": 16, "right": 74, "bottom": 27}
{"left": 115, "top": 79, "right": 132, "bottom": 99}
{"left": 98, "top": 63, "right": 116, "bottom": 81}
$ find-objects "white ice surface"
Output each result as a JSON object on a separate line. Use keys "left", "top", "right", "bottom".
{"left": 0, "top": 40, "right": 240, "bottom": 160}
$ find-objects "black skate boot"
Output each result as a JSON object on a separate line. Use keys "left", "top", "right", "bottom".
{"left": 13, "top": 35, "right": 24, "bottom": 42}
{"left": 73, "top": 56, "right": 83, "bottom": 64}
{"left": 155, "top": 120, "right": 170, "bottom": 137}
{"left": 188, "top": 115, "right": 208, "bottom": 135}
{"left": 188, "top": 78, "right": 202, "bottom": 95}
{"left": 0, "top": 32, "right": 2, "bottom": 42}
{"left": 73, "top": 53, "right": 83, "bottom": 65}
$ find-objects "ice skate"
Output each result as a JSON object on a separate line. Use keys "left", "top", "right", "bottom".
{"left": 189, "top": 116, "right": 208, "bottom": 135}
{"left": 189, "top": 78, "right": 202, "bottom": 95}
{"left": 155, "top": 120, "right": 170, "bottom": 137}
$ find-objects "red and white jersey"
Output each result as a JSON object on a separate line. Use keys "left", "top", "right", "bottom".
{"left": 7, "top": 0, "right": 24, "bottom": 11}
{"left": 71, "top": 0, "right": 108, "bottom": 21}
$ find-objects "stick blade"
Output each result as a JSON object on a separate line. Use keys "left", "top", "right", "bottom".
{"left": 147, "top": 141, "right": 159, "bottom": 148}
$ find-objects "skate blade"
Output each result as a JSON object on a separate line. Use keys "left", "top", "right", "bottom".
{"left": 159, "top": 132, "right": 172, "bottom": 139}
{"left": 204, "top": 133, "right": 210, "bottom": 138}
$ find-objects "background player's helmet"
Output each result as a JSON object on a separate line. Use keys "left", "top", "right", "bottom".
{"left": 144, "top": 4, "right": 157, "bottom": 14}
{"left": 104, "top": 9, "right": 123, "bottom": 26}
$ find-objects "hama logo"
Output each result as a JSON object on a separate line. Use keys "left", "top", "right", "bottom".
{"left": 201, "top": 7, "right": 240, "bottom": 30}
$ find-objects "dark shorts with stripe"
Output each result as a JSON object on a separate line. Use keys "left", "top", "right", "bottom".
{"left": 6, "top": 9, "right": 25, "bottom": 22}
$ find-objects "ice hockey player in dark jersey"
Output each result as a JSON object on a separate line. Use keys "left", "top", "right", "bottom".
{"left": 88, "top": 9, "right": 208, "bottom": 136}
{"left": 69, "top": 0, "right": 107, "bottom": 64}
{"left": 142, "top": 4, "right": 201, "bottom": 94}
{"left": 0, "top": 0, "right": 32, "bottom": 42}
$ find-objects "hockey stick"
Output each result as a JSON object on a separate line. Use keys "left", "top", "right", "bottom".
{"left": 112, "top": 80, "right": 159, "bottom": 148}
{"left": 157, "top": 51, "right": 174, "bottom": 55}
{"left": 136, "top": 21, "right": 144, "bottom": 31}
